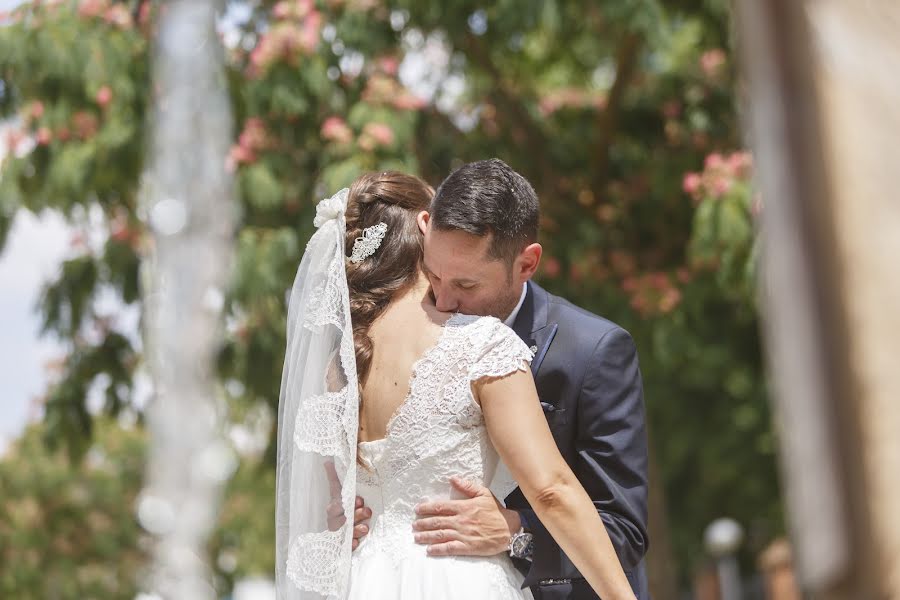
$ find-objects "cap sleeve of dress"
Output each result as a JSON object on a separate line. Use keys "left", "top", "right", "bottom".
{"left": 467, "top": 317, "right": 533, "bottom": 383}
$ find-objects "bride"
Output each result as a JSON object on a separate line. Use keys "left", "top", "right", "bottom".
{"left": 276, "top": 171, "right": 638, "bottom": 600}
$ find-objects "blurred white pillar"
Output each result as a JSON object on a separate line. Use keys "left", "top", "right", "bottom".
{"left": 734, "top": 1, "right": 900, "bottom": 599}
{"left": 137, "top": 0, "right": 237, "bottom": 597}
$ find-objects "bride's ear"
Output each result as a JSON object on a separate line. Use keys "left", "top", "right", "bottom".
{"left": 416, "top": 211, "right": 430, "bottom": 235}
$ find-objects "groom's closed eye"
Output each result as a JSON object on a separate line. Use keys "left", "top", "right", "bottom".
{"left": 423, "top": 266, "right": 440, "bottom": 282}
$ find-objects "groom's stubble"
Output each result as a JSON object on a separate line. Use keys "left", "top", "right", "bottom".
{"left": 424, "top": 270, "right": 521, "bottom": 321}
{"left": 419, "top": 212, "right": 540, "bottom": 319}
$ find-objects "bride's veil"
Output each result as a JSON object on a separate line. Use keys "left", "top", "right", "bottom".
{"left": 276, "top": 188, "right": 359, "bottom": 600}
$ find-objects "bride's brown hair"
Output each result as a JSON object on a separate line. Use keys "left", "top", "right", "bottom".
{"left": 344, "top": 172, "right": 434, "bottom": 385}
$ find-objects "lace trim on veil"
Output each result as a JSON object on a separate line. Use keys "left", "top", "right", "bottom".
{"left": 283, "top": 216, "right": 359, "bottom": 599}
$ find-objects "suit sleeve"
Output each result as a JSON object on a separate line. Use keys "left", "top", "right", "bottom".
{"left": 518, "top": 326, "right": 649, "bottom": 571}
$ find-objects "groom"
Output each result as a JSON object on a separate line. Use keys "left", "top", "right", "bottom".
{"left": 353, "top": 159, "right": 650, "bottom": 600}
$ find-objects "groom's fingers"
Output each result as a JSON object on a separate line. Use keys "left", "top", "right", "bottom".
{"left": 414, "top": 500, "right": 460, "bottom": 517}
{"left": 414, "top": 529, "right": 460, "bottom": 546}
{"left": 425, "top": 540, "right": 467, "bottom": 557}
{"left": 353, "top": 506, "right": 372, "bottom": 525}
{"left": 353, "top": 523, "right": 369, "bottom": 538}
{"left": 411, "top": 516, "right": 453, "bottom": 532}
{"left": 449, "top": 476, "right": 487, "bottom": 498}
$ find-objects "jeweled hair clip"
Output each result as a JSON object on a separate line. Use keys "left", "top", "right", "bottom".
{"left": 349, "top": 222, "right": 388, "bottom": 263}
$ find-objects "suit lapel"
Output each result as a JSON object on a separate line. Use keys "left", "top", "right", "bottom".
{"left": 512, "top": 282, "right": 557, "bottom": 375}
{"left": 529, "top": 323, "right": 558, "bottom": 376}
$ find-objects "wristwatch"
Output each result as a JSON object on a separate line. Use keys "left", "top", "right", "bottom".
{"left": 508, "top": 526, "right": 534, "bottom": 559}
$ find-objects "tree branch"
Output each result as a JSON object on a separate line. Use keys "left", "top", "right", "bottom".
{"left": 462, "top": 32, "right": 551, "bottom": 177}
{"left": 593, "top": 32, "right": 642, "bottom": 191}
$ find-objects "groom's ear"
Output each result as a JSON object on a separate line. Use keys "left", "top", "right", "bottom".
{"left": 516, "top": 243, "right": 542, "bottom": 282}
{"left": 416, "top": 211, "right": 430, "bottom": 235}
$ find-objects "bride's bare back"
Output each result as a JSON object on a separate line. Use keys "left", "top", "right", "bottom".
{"left": 358, "top": 275, "right": 449, "bottom": 443}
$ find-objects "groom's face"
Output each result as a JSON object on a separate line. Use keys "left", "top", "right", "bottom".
{"left": 418, "top": 212, "right": 539, "bottom": 319}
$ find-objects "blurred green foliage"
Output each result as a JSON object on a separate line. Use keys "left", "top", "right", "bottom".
{"left": 0, "top": 417, "right": 274, "bottom": 599}
{"left": 0, "top": 0, "right": 780, "bottom": 591}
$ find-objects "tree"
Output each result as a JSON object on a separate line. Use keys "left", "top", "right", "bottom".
{"left": 0, "top": 418, "right": 149, "bottom": 598}
{"left": 0, "top": 415, "right": 276, "bottom": 599}
{"left": 0, "top": 0, "right": 781, "bottom": 585}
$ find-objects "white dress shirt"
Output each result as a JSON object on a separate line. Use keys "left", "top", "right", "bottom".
{"left": 503, "top": 283, "right": 528, "bottom": 328}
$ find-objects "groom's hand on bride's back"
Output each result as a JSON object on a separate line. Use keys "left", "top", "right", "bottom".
{"left": 412, "top": 476, "right": 520, "bottom": 556}
{"left": 324, "top": 462, "right": 372, "bottom": 549}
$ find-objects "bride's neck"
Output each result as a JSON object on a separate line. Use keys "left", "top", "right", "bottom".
{"left": 392, "top": 271, "right": 433, "bottom": 310}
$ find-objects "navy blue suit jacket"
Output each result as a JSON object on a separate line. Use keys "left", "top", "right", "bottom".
{"left": 504, "top": 281, "right": 650, "bottom": 600}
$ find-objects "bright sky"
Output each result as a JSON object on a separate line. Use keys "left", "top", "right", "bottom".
{"left": 0, "top": 208, "right": 70, "bottom": 454}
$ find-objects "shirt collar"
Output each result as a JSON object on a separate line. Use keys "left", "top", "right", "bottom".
{"left": 503, "top": 283, "right": 528, "bottom": 328}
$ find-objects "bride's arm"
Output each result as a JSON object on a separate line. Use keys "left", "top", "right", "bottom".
{"left": 476, "top": 370, "right": 637, "bottom": 600}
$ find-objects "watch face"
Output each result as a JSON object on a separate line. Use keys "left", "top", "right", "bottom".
{"left": 511, "top": 534, "right": 532, "bottom": 557}
{"left": 512, "top": 536, "right": 526, "bottom": 555}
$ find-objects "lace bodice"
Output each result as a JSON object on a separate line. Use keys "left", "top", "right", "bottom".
{"left": 285, "top": 312, "right": 532, "bottom": 599}
{"left": 353, "top": 314, "right": 532, "bottom": 562}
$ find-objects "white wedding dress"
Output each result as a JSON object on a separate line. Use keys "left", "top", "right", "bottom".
{"left": 346, "top": 313, "right": 535, "bottom": 600}
{"left": 277, "top": 193, "right": 537, "bottom": 600}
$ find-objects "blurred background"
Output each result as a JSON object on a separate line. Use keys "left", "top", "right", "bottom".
{"left": 2, "top": 1, "right": 897, "bottom": 599}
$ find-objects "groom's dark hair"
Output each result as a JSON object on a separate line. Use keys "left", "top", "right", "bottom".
{"left": 430, "top": 158, "right": 539, "bottom": 266}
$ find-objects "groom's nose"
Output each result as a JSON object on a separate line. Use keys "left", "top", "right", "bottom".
{"left": 433, "top": 287, "right": 459, "bottom": 313}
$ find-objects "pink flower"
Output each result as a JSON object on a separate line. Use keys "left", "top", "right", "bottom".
{"left": 272, "top": 1, "right": 291, "bottom": 19}
{"left": 629, "top": 294, "right": 648, "bottom": 315}
{"left": 104, "top": 3, "right": 132, "bottom": 28}
{"left": 96, "top": 86, "right": 113, "bottom": 108}
{"left": 110, "top": 218, "right": 132, "bottom": 243}
{"left": 659, "top": 288, "right": 682, "bottom": 314}
{"left": 704, "top": 152, "right": 724, "bottom": 170}
{"left": 710, "top": 175, "right": 733, "bottom": 198}
{"left": 249, "top": 27, "right": 289, "bottom": 75}
{"left": 237, "top": 117, "right": 271, "bottom": 152}
{"left": 391, "top": 92, "right": 426, "bottom": 111}
{"left": 700, "top": 49, "right": 726, "bottom": 77}
{"left": 300, "top": 10, "right": 322, "bottom": 54}
{"left": 227, "top": 144, "right": 256, "bottom": 170}
{"left": 69, "top": 232, "right": 87, "bottom": 250}
{"left": 138, "top": 1, "right": 152, "bottom": 26}
{"left": 377, "top": 55, "right": 400, "bottom": 76}
{"left": 542, "top": 257, "right": 561, "bottom": 278}
{"left": 650, "top": 272, "right": 670, "bottom": 291}
{"left": 36, "top": 127, "right": 53, "bottom": 146}
{"left": 320, "top": 116, "right": 353, "bottom": 144}
{"left": 30, "top": 101, "right": 45, "bottom": 120}
{"left": 682, "top": 172, "right": 702, "bottom": 195}
{"left": 727, "top": 151, "right": 753, "bottom": 176}
{"left": 72, "top": 111, "right": 99, "bottom": 140}
{"left": 363, "top": 123, "right": 394, "bottom": 146}
{"left": 295, "top": 0, "right": 314, "bottom": 18}
{"left": 539, "top": 97, "right": 560, "bottom": 117}
{"left": 77, "top": 0, "right": 107, "bottom": 18}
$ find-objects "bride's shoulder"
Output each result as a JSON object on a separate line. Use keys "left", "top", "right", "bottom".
{"left": 449, "top": 314, "right": 532, "bottom": 378}
{"left": 447, "top": 313, "right": 502, "bottom": 330}
{"left": 447, "top": 313, "right": 518, "bottom": 343}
